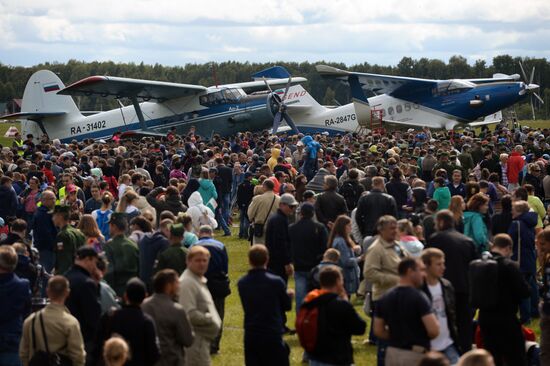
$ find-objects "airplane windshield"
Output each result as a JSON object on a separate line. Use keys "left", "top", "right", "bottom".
{"left": 199, "top": 88, "right": 241, "bottom": 107}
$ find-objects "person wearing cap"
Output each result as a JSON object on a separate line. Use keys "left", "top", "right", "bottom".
{"left": 64, "top": 246, "right": 101, "bottom": 356}
{"left": 58, "top": 173, "right": 86, "bottom": 204}
{"left": 191, "top": 225, "right": 230, "bottom": 355}
{"left": 52, "top": 205, "right": 86, "bottom": 275}
{"left": 154, "top": 223, "right": 188, "bottom": 276}
{"left": 236, "top": 172, "right": 255, "bottom": 239}
{"left": 92, "top": 278, "right": 160, "bottom": 366}
{"left": 19, "top": 276, "right": 86, "bottom": 366}
{"left": 62, "top": 183, "right": 84, "bottom": 217}
{"left": 265, "top": 193, "right": 299, "bottom": 284}
{"left": 104, "top": 212, "right": 139, "bottom": 297}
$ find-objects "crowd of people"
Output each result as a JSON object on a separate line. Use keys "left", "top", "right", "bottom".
{"left": 0, "top": 123, "right": 550, "bottom": 366}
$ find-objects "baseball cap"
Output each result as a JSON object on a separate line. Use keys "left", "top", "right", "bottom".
{"left": 280, "top": 193, "right": 298, "bottom": 206}
{"left": 66, "top": 184, "right": 77, "bottom": 193}
{"left": 108, "top": 212, "right": 127, "bottom": 225}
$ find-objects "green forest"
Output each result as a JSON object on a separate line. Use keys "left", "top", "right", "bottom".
{"left": 1, "top": 55, "right": 549, "bottom": 120}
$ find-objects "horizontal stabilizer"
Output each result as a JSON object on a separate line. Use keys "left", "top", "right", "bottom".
{"left": 1, "top": 111, "right": 66, "bottom": 121}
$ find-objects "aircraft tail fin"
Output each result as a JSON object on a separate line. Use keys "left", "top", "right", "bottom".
{"left": 21, "top": 70, "right": 82, "bottom": 118}
{"left": 252, "top": 66, "right": 291, "bottom": 80}
{"left": 281, "top": 84, "right": 325, "bottom": 114}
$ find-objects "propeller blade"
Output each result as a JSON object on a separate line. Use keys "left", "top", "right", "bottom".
{"left": 530, "top": 67, "right": 535, "bottom": 85}
{"left": 281, "top": 77, "right": 292, "bottom": 103}
{"left": 262, "top": 77, "right": 274, "bottom": 93}
{"left": 283, "top": 112, "right": 300, "bottom": 134}
{"left": 272, "top": 112, "right": 283, "bottom": 134}
{"left": 534, "top": 92, "right": 545, "bottom": 104}
{"left": 531, "top": 99, "right": 536, "bottom": 120}
{"left": 519, "top": 60, "right": 528, "bottom": 82}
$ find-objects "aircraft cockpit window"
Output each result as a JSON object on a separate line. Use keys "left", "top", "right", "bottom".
{"left": 200, "top": 89, "right": 241, "bottom": 107}
{"left": 448, "top": 80, "right": 475, "bottom": 91}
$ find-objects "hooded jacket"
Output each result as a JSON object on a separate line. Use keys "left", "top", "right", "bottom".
{"left": 507, "top": 151, "right": 524, "bottom": 184}
{"left": 0, "top": 273, "right": 31, "bottom": 352}
{"left": 187, "top": 191, "right": 217, "bottom": 231}
{"left": 198, "top": 178, "right": 218, "bottom": 211}
{"left": 267, "top": 148, "right": 280, "bottom": 171}
{"left": 508, "top": 211, "right": 538, "bottom": 274}
{"left": 463, "top": 211, "right": 488, "bottom": 253}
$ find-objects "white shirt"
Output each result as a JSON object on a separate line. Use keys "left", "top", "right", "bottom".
{"left": 428, "top": 282, "right": 454, "bottom": 351}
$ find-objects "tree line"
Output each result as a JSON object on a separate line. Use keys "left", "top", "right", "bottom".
{"left": 0, "top": 55, "right": 548, "bottom": 120}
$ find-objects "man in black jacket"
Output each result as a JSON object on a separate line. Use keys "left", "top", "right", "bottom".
{"left": 265, "top": 193, "right": 298, "bottom": 284}
{"left": 93, "top": 277, "right": 160, "bottom": 366}
{"left": 236, "top": 172, "right": 255, "bottom": 239}
{"left": 426, "top": 210, "right": 478, "bottom": 353}
{"left": 355, "top": 176, "right": 398, "bottom": 237}
{"left": 216, "top": 157, "right": 233, "bottom": 232}
{"left": 314, "top": 175, "right": 348, "bottom": 229}
{"left": 420, "top": 248, "right": 460, "bottom": 364}
{"left": 304, "top": 265, "right": 366, "bottom": 366}
{"left": 289, "top": 203, "right": 328, "bottom": 312}
{"left": 64, "top": 247, "right": 101, "bottom": 356}
{"left": 478, "top": 234, "right": 529, "bottom": 366}
{"left": 238, "top": 245, "right": 293, "bottom": 366}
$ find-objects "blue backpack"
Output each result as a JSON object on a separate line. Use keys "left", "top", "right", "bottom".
{"left": 95, "top": 209, "right": 113, "bottom": 241}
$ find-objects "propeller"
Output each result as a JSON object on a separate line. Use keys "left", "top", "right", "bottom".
{"left": 518, "top": 60, "right": 545, "bottom": 120}
{"left": 263, "top": 77, "right": 300, "bottom": 134}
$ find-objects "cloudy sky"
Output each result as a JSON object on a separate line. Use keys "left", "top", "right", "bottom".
{"left": 0, "top": 0, "right": 549, "bottom": 67}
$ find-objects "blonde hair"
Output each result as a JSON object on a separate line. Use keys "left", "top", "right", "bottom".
{"left": 103, "top": 337, "right": 129, "bottom": 366}
{"left": 457, "top": 349, "right": 495, "bottom": 366}
{"left": 116, "top": 190, "right": 138, "bottom": 213}
{"left": 187, "top": 245, "right": 211, "bottom": 262}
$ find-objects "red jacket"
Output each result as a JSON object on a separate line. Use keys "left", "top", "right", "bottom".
{"left": 507, "top": 151, "right": 524, "bottom": 184}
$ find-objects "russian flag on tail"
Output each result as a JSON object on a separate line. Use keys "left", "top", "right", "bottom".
{"left": 43, "top": 83, "right": 60, "bottom": 92}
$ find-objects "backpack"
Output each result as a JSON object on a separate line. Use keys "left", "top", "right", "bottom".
{"left": 339, "top": 181, "right": 360, "bottom": 210}
{"left": 295, "top": 289, "right": 329, "bottom": 353}
{"left": 95, "top": 209, "right": 113, "bottom": 240}
{"left": 469, "top": 256, "right": 499, "bottom": 309}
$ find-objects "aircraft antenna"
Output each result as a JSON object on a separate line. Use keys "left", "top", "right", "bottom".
{"left": 211, "top": 62, "right": 219, "bottom": 88}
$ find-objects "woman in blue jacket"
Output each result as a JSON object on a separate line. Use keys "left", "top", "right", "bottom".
{"left": 463, "top": 193, "right": 490, "bottom": 254}
{"left": 328, "top": 215, "right": 361, "bottom": 296}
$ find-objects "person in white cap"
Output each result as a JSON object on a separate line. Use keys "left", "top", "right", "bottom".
{"left": 264, "top": 193, "right": 299, "bottom": 284}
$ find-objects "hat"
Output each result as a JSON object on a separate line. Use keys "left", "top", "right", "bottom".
{"left": 66, "top": 184, "right": 77, "bottom": 193}
{"left": 108, "top": 212, "right": 127, "bottom": 225}
{"left": 280, "top": 193, "right": 299, "bottom": 206}
{"left": 244, "top": 172, "right": 253, "bottom": 179}
{"left": 0, "top": 217, "right": 5, "bottom": 227}
{"left": 303, "top": 190, "right": 315, "bottom": 200}
{"left": 170, "top": 223, "right": 185, "bottom": 236}
{"left": 543, "top": 154, "right": 550, "bottom": 160}
{"left": 76, "top": 246, "right": 99, "bottom": 260}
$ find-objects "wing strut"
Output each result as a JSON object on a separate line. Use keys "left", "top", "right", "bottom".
{"left": 130, "top": 97, "right": 148, "bottom": 130}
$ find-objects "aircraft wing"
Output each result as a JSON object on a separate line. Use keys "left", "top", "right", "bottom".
{"left": 467, "top": 73, "right": 521, "bottom": 84}
{"left": 220, "top": 77, "right": 307, "bottom": 94}
{"left": 316, "top": 65, "right": 436, "bottom": 97}
{"left": 58, "top": 76, "right": 208, "bottom": 101}
{"left": 468, "top": 111, "right": 503, "bottom": 127}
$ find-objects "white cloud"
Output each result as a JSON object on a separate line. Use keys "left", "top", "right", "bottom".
{"left": 0, "top": 0, "right": 548, "bottom": 67}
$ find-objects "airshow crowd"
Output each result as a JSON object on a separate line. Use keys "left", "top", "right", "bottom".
{"left": 1, "top": 123, "right": 550, "bottom": 366}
